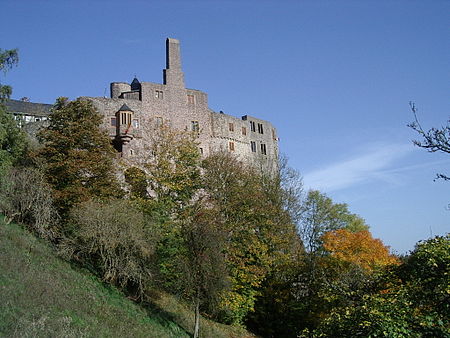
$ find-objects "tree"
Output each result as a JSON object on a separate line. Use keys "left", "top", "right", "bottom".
{"left": 178, "top": 202, "right": 229, "bottom": 338}
{"left": 202, "top": 152, "right": 301, "bottom": 325}
{"left": 307, "top": 234, "right": 450, "bottom": 337}
{"left": 60, "top": 199, "right": 158, "bottom": 299}
{"left": 144, "top": 125, "right": 202, "bottom": 215}
{"left": 0, "top": 48, "right": 19, "bottom": 101}
{"left": 0, "top": 166, "right": 57, "bottom": 239}
{"left": 408, "top": 102, "right": 450, "bottom": 180}
{"left": 38, "top": 98, "right": 123, "bottom": 219}
{"left": 322, "top": 229, "right": 399, "bottom": 271}
{"left": 0, "top": 48, "right": 28, "bottom": 175}
{"left": 299, "top": 190, "right": 369, "bottom": 255}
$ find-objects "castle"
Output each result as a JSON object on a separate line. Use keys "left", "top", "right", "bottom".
{"left": 6, "top": 38, "right": 279, "bottom": 170}
{"left": 83, "top": 38, "right": 279, "bottom": 169}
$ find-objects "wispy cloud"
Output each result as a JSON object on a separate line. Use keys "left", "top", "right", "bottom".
{"left": 303, "top": 143, "right": 415, "bottom": 192}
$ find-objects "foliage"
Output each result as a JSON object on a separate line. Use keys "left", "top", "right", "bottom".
{"left": 0, "top": 166, "right": 57, "bottom": 239}
{"left": 408, "top": 102, "right": 450, "bottom": 180}
{"left": 144, "top": 125, "right": 202, "bottom": 215}
{"left": 0, "top": 48, "right": 28, "bottom": 175}
{"left": 38, "top": 98, "right": 123, "bottom": 218}
{"left": 0, "top": 104, "right": 29, "bottom": 175}
{"left": 59, "top": 199, "right": 158, "bottom": 298}
{"left": 322, "top": 229, "right": 399, "bottom": 271}
{"left": 308, "top": 234, "right": 450, "bottom": 337}
{"left": 0, "top": 48, "right": 18, "bottom": 101}
{"left": 299, "top": 190, "right": 369, "bottom": 254}
{"left": 124, "top": 166, "right": 148, "bottom": 199}
{"left": 178, "top": 202, "right": 229, "bottom": 337}
{"left": 1, "top": 216, "right": 251, "bottom": 338}
{"left": 202, "top": 152, "right": 301, "bottom": 325}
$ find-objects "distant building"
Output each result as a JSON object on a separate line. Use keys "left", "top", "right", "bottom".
{"left": 4, "top": 99, "right": 52, "bottom": 127}
{"left": 83, "top": 38, "right": 279, "bottom": 170}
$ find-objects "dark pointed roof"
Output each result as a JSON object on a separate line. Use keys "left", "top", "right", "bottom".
{"left": 130, "top": 77, "right": 141, "bottom": 91}
{"left": 118, "top": 103, "right": 133, "bottom": 112}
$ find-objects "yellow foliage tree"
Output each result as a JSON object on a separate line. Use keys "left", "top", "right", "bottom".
{"left": 322, "top": 229, "right": 399, "bottom": 270}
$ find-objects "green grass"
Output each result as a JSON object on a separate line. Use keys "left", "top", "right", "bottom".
{"left": 0, "top": 215, "right": 252, "bottom": 337}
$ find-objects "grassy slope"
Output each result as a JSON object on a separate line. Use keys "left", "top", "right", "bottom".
{"left": 0, "top": 216, "right": 252, "bottom": 338}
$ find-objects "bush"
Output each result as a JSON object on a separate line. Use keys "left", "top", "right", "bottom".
{"left": 60, "top": 199, "right": 159, "bottom": 298}
{"left": 0, "top": 167, "right": 57, "bottom": 239}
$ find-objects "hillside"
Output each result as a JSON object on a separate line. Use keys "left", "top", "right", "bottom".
{"left": 0, "top": 216, "right": 252, "bottom": 337}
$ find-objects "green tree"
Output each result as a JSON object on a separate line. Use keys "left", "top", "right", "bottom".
{"left": 38, "top": 98, "right": 122, "bottom": 219}
{"left": 60, "top": 199, "right": 158, "bottom": 299}
{"left": 308, "top": 234, "right": 450, "bottom": 337}
{"left": 0, "top": 48, "right": 28, "bottom": 175}
{"left": 0, "top": 48, "right": 19, "bottom": 101}
{"left": 178, "top": 202, "right": 229, "bottom": 338}
{"left": 202, "top": 152, "right": 301, "bottom": 325}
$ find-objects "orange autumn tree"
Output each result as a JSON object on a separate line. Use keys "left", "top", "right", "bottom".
{"left": 322, "top": 229, "right": 399, "bottom": 270}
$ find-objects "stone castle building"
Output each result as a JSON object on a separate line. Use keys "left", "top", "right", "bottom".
{"left": 83, "top": 38, "right": 279, "bottom": 169}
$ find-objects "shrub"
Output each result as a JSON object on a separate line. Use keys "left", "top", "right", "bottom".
{"left": 60, "top": 199, "right": 159, "bottom": 298}
{"left": 0, "top": 166, "right": 57, "bottom": 239}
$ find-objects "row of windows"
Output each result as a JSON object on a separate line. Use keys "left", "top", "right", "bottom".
{"left": 249, "top": 121, "right": 264, "bottom": 134}
{"left": 229, "top": 141, "right": 267, "bottom": 155}
{"left": 154, "top": 90, "right": 197, "bottom": 105}
{"left": 111, "top": 117, "right": 139, "bottom": 128}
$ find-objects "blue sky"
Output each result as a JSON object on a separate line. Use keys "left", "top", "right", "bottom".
{"left": 1, "top": 0, "right": 448, "bottom": 253}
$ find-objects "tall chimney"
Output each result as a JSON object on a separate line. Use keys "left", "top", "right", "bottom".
{"left": 163, "top": 38, "right": 185, "bottom": 88}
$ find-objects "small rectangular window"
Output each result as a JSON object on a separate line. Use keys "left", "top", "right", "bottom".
{"left": 155, "top": 90, "right": 163, "bottom": 99}
{"left": 242, "top": 126, "right": 247, "bottom": 135}
{"left": 187, "top": 94, "right": 195, "bottom": 104}
{"left": 250, "top": 121, "right": 256, "bottom": 132}
{"left": 155, "top": 116, "right": 163, "bottom": 127}
{"left": 191, "top": 120, "right": 199, "bottom": 132}
{"left": 229, "top": 141, "right": 235, "bottom": 151}
{"left": 260, "top": 143, "right": 267, "bottom": 155}
{"left": 133, "top": 119, "right": 139, "bottom": 128}
{"left": 229, "top": 123, "right": 234, "bottom": 132}
{"left": 272, "top": 128, "right": 277, "bottom": 140}
{"left": 258, "top": 123, "right": 264, "bottom": 134}
{"left": 199, "top": 147, "right": 203, "bottom": 155}
{"left": 250, "top": 141, "right": 256, "bottom": 152}
{"left": 111, "top": 117, "right": 117, "bottom": 127}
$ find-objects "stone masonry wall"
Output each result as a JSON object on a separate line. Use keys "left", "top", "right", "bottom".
{"left": 84, "top": 38, "right": 279, "bottom": 172}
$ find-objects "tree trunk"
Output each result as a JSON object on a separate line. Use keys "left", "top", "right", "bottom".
{"left": 193, "top": 296, "right": 200, "bottom": 338}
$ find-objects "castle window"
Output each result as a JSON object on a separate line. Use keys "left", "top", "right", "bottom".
{"left": 272, "top": 128, "right": 277, "bottom": 140}
{"left": 199, "top": 147, "right": 203, "bottom": 155}
{"left": 242, "top": 127, "right": 247, "bottom": 135}
{"left": 250, "top": 121, "right": 256, "bottom": 132}
{"left": 257, "top": 123, "right": 264, "bottom": 134}
{"left": 229, "top": 123, "right": 234, "bottom": 132}
{"left": 250, "top": 141, "right": 256, "bottom": 152}
{"left": 191, "top": 120, "right": 199, "bottom": 132}
{"left": 155, "top": 117, "right": 163, "bottom": 127}
{"left": 229, "top": 141, "right": 235, "bottom": 151}
{"left": 120, "top": 112, "right": 132, "bottom": 125}
{"left": 187, "top": 94, "right": 195, "bottom": 104}
{"left": 155, "top": 90, "right": 164, "bottom": 99}
{"left": 133, "top": 119, "right": 139, "bottom": 128}
{"left": 111, "top": 117, "right": 116, "bottom": 126}
{"left": 260, "top": 143, "right": 267, "bottom": 155}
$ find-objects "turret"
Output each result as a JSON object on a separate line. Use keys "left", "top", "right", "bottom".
{"left": 115, "top": 103, "right": 134, "bottom": 144}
